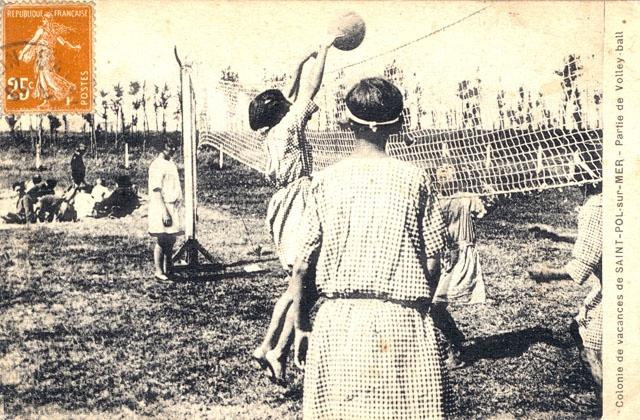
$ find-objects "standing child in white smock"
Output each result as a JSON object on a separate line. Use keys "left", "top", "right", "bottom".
{"left": 148, "top": 140, "right": 183, "bottom": 281}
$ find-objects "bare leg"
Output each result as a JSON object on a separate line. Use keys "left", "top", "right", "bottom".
{"left": 264, "top": 300, "right": 296, "bottom": 382}
{"left": 153, "top": 240, "right": 166, "bottom": 279}
{"left": 431, "top": 302, "right": 466, "bottom": 369}
{"left": 254, "top": 286, "right": 293, "bottom": 360}
{"left": 161, "top": 234, "right": 176, "bottom": 275}
{"left": 271, "top": 305, "right": 295, "bottom": 356}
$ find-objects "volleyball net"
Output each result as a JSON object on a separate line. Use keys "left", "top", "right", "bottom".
{"left": 192, "top": 5, "right": 603, "bottom": 197}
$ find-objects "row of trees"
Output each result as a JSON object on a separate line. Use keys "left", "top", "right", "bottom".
{"left": 3, "top": 80, "right": 183, "bottom": 164}
{"left": 4, "top": 55, "right": 601, "bottom": 151}
{"left": 97, "top": 81, "right": 175, "bottom": 145}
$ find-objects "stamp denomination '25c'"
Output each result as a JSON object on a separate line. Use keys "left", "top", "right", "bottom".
{"left": 3, "top": 2, "right": 93, "bottom": 114}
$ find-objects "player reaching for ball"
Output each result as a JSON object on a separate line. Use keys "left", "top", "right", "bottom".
{"left": 248, "top": 37, "right": 333, "bottom": 384}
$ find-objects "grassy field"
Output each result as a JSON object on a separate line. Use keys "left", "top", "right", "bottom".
{"left": 0, "top": 144, "right": 600, "bottom": 418}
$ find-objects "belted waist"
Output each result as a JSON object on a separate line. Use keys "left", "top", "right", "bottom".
{"left": 321, "top": 292, "right": 431, "bottom": 314}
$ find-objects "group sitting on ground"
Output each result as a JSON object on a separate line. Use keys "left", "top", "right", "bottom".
{"left": 1, "top": 175, "right": 140, "bottom": 224}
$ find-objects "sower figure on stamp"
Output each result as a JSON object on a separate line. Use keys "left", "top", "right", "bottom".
{"left": 248, "top": 38, "right": 333, "bottom": 383}
{"left": 18, "top": 11, "right": 80, "bottom": 108}
{"left": 528, "top": 151, "right": 602, "bottom": 405}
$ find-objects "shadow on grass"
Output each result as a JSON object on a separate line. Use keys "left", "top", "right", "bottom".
{"left": 0, "top": 288, "right": 65, "bottom": 311}
{"left": 225, "top": 256, "right": 279, "bottom": 268}
{"left": 464, "top": 326, "right": 573, "bottom": 364}
{"left": 169, "top": 267, "right": 272, "bottom": 283}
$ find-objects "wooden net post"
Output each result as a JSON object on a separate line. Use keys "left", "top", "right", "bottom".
{"left": 181, "top": 62, "right": 197, "bottom": 241}
{"left": 172, "top": 47, "right": 219, "bottom": 274}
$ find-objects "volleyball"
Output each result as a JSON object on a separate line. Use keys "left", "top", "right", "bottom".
{"left": 330, "top": 12, "right": 366, "bottom": 51}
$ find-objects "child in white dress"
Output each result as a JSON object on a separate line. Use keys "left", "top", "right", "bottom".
{"left": 148, "top": 140, "right": 183, "bottom": 281}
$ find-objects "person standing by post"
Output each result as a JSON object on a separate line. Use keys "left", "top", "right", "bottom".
{"left": 148, "top": 139, "right": 183, "bottom": 281}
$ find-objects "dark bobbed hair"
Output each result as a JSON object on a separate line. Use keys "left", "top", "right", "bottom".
{"left": 248, "top": 89, "right": 291, "bottom": 131}
{"left": 345, "top": 77, "right": 404, "bottom": 131}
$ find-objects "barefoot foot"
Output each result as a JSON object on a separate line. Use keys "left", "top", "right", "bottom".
{"left": 251, "top": 347, "right": 269, "bottom": 370}
{"left": 265, "top": 349, "right": 286, "bottom": 385}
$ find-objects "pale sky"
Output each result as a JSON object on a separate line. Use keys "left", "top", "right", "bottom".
{"left": 5, "top": 0, "right": 604, "bottom": 131}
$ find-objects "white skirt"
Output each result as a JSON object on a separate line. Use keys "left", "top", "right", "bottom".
{"left": 148, "top": 197, "right": 184, "bottom": 235}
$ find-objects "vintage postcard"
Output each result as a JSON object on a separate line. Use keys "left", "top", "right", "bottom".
{"left": 0, "top": 1, "right": 638, "bottom": 418}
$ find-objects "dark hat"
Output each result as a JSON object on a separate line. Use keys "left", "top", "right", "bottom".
{"left": 248, "top": 89, "right": 290, "bottom": 131}
{"left": 116, "top": 174, "right": 132, "bottom": 188}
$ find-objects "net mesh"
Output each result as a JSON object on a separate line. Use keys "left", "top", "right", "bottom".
{"left": 194, "top": 6, "right": 602, "bottom": 196}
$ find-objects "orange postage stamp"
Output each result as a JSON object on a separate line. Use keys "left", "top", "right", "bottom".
{"left": 2, "top": 1, "right": 93, "bottom": 114}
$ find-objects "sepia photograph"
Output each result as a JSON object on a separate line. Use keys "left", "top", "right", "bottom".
{"left": 0, "top": 1, "right": 638, "bottom": 418}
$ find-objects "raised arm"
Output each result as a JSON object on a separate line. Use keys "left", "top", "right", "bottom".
{"left": 57, "top": 36, "right": 80, "bottom": 50}
{"left": 286, "top": 50, "right": 315, "bottom": 102}
{"left": 296, "top": 42, "right": 331, "bottom": 104}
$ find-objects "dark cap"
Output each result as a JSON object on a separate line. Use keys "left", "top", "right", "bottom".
{"left": 248, "top": 89, "right": 290, "bottom": 131}
{"left": 116, "top": 174, "right": 132, "bottom": 188}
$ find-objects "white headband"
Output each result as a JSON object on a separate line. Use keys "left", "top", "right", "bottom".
{"left": 345, "top": 107, "right": 400, "bottom": 132}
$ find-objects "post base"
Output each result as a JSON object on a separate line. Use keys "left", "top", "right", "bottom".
{"left": 172, "top": 237, "right": 222, "bottom": 273}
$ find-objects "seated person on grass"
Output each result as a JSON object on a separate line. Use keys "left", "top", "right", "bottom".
{"left": 3, "top": 176, "right": 51, "bottom": 224}
{"left": 57, "top": 183, "right": 94, "bottom": 221}
{"left": 33, "top": 180, "right": 65, "bottom": 223}
{"left": 1, "top": 182, "right": 29, "bottom": 224}
{"left": 91, "top": 178, "right": 112, "bottom": 205}
{"left": 95, "top": 175, "right": 139, "bottom": 218}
